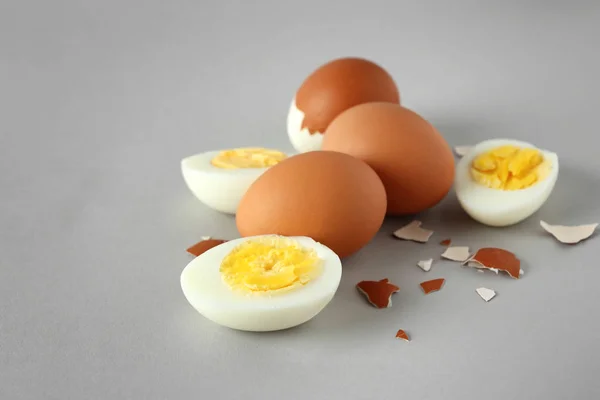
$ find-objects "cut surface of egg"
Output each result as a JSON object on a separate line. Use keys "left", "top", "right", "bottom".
{"left": 180, "top": 234, "right": 342, "bottom": 332}
{"left": 455, "top": 139, "right": 559, "bottom": 227}
{"left": 181, "top": 147, "right": 288, "bottom": 214}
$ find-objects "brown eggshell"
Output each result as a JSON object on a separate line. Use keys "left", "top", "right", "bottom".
{"left": 236, "top": 151, "right": 387, "bottom": 259}
{"left": 322, "top": 102, "right": 455, "bottom": 216}
{"left": 296, "top": 57, "right": 400, "bottom": 134}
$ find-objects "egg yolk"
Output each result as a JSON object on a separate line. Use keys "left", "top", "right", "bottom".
{"left": 470, "top": 145, "right": 551, "bottom": 190}
{"left": 211, "top": 148, "right": 287, "bottom": 169}
{"left": 219, "top": 236, "right": 322, "bottom": 294}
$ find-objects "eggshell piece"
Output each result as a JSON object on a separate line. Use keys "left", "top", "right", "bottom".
{"left": 417, "top": 259, "right": 433, "bottom": 272}
{"left": 236, "top": 151, "right": 387, "bottom": 259}
{"left": 356, "top": 278, "right": 400, "bottom": 308}
{"left": 322, "top": 103, "right": 455, "bottom": 215}
{"left": 392, "top": 220, "right": 434, "bottom": 243}
{"left": 468, "top": 248, "right": 521, "bottom": 279}
{"left": 454, "top": 145, "right": 472, "bottom": 157}
{"left": 186, "top": 239, "right": 228, "bottom": 257}
{"left": 288, "top": 57, "right": 400, "bottom": 153}
{"left": 476, "top": 287, "right": 496, "bottom": 302}
{"left": 441, "top": 246, "right": 471, "bottom": 262}
{"left": 420, "top": 278, "right": 445, "bottom": 294}
{"left": 540, "top": 220, "right": 598, "bottom": 244}
{"left": 395, "top": 329, "right": 410, "bottom": 342}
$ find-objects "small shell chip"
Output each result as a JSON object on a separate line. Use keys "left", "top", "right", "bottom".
{"left": 420, "top": 278, "right": 445, "bottom": 294}
{"left": 454, "top": 145, "right": 472, "bottom": 157}
{"left": 395, "top": 329, "right": 410, "bottom": 342}
{"left": 186, "top": 238, "right": 228, "bottom": 257}
{"left": 417, "top": 259, "right": 433, "bottom": 272}
{"left": 392, "top": 220, "right": 434, "bottom": 243}
{"left": 356, "top": 278, "right": 400, "bottom": 308}
{"left": 441, "top": 246, "right": 471, "bottom": 262}
{"left": 475, "top": 287, "right": 496, "bottom": 302}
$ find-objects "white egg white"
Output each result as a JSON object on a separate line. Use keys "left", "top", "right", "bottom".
{"left": 455, "top": 138, "right": 559, "bottom": 227}
{"left": 180, "top": 235, "right": 343, "bottom": 332}
{"left": 181, "top": 150, "right": 287, "bottom": 215}
{"left": 287, "top": 97, "right": 324, "bottom": 153}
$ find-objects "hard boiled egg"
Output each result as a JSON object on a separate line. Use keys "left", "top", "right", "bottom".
{"left": 180, "top": 234, "right": 342, "bottom": 332}
{"left": 181, "top": 147, "right": 288, "bottom": 214}
{"left": 287, "top": 57, "right": 400, "bottom": 153}
{"left": 455, "top": 139, "right": 559, "bottom": 227}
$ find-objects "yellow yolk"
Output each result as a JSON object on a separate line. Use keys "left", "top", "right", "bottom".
{"left": 211, "top": 148, "right": 287, "bottom": 169}
{"left": 219, "top": 236, "right": 322, "bottom": 294}
{"left": 470, "top": 145, "right": 551, "bottom": 190}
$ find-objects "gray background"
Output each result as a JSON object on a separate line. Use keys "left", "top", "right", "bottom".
{"left": 2, "top": 1, "right": 600, "bottom": 399}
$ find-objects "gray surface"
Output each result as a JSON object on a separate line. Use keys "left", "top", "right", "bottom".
{"left": 2, "top": 1, "right": 600, "bottom": 399}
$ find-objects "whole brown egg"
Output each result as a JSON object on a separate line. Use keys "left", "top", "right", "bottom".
{"left": 236, "top": 151, "right": 387, "bottom": 259}
{"left": 321, "top": 102, "right": 455, "bottom": 216}
{"left": 287, "top": 57, "right": 400, "bottom": 154}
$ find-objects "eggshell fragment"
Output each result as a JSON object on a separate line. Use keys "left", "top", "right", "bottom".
{"left": 454, "top": 145, "right": 472, "bottom": 157}
{"left": 467, "top": 248, "right": 521, "bottom": 279}
{"left": 441, "top": 246, "right": 471, "bottom": 262}
{"left": 186, "top": 239, "right": 228, "bottom": 257}
{"left": 356, "top": 278, "right": 400, "bottom": 308}
{"left": 417, "top": 259, "right": 433, "bottom": 272}
{"left": 395, "top": 329, "right": 410, "bottom": 342}
{"left": 420, "top": 278, "right": 445, "bottom": 294}
{"left": 440, "top": 239, "right": 451, "bottom": 246}
{"left": 392, "top": 220, "right": 433, "bottom": 243}
{"left": 540, "top": 220, "right": 598, "bottom": 244}
{"left": 476, "top": 287, "right": 496, "bottom": 302}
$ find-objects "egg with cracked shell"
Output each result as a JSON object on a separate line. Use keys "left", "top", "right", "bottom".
{"left": 181, "top": 147, "right": 289, "bottom": 214}
{"left": 180, "top": 234, "right": 342, "bottom": 332}
{"left": 287, "top": 57, "right": 400, "bottom": 153}
{"left": 455, "top": 138, "right": 559, "bottom": 227}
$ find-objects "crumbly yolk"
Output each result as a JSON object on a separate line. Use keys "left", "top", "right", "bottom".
{"left": 219, "top": 236, "right": 322, "bottom": 294}
{"left": 470, "top": 145, "right": 551, "bottom": 190}
{"left": 211, "top": 148, "right": 287, "bottom": 169}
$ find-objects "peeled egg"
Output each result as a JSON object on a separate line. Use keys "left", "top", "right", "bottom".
{"left": 181, "top": 147, "right": 288, "bottom": 214}
{"left": 322, "top": 102, "right": 455, "bottom": 216}
{"left": 236, "top": 151, "right": 387, "bottom": 258}
{"left": 180, "top": 234, "right": 342, "bottom": 332}
{"left": 287, "top": 57, "right": 400, "bottom": 153}
{"left": 455, "top": 138, "right": 559, "bottom": 227}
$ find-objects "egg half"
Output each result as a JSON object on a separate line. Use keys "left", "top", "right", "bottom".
{"left": 180, "top": 234, "right": 342, "bottom": 332}
{"left": 455, "top": 138, "right": 559, "bottom": 227}
{"left": 181, "top": 147, "right": 288, "bottom": 214}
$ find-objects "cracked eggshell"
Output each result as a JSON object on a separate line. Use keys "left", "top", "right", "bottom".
{"left": 181, "top": 150, "right": 289, "bottom": 215}
{"left": 455, "top": 139, "right": 559, "bottom": 227}
{"left": 287, "top": 57, "right": 400, "bottom": 153}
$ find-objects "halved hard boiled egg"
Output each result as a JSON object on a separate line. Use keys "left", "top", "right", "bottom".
{"left": 181, "top": 147, "right": 288, "bottom": 214}
{"left": 180, "top": 234, "right": 342, "bottom": 332}
{"left": 455, "top": 139, "right": 559, "bottom": 227}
